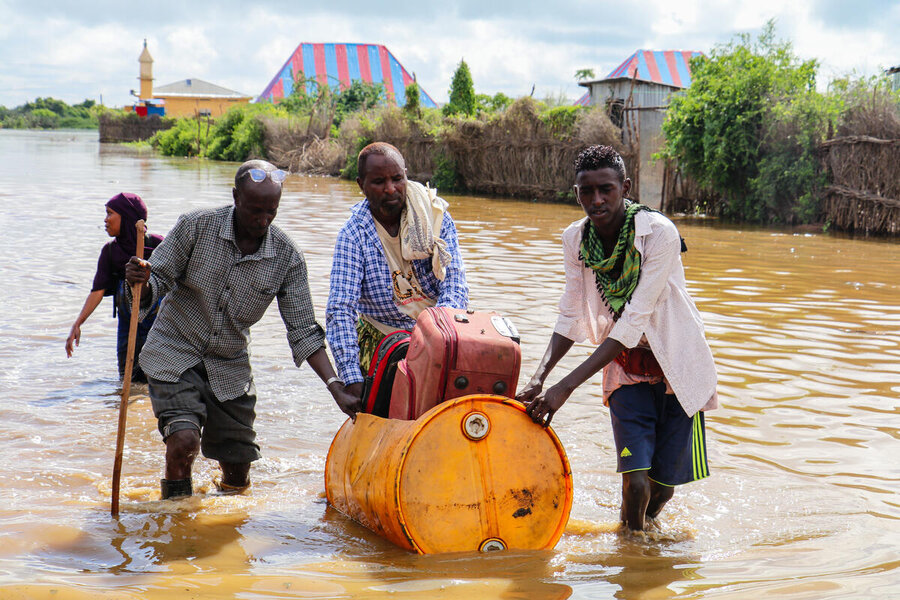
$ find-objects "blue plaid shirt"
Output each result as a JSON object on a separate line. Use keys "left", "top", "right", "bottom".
{"left": 326, "top": 199, "right": 469, "bottom": 385}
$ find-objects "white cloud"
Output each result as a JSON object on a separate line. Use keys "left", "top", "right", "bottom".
{"left": 0, "top": 0, "right": 896, "bottom": 108}
{"left": 156, "top": 27, "right": 218, "bottom": 83}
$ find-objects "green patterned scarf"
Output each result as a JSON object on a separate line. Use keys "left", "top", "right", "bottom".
{"left": 579, "top": 201, "right": 653, "bottom": 318}
{"left": 357, "top": 317, "right": 387, "bottom": 375}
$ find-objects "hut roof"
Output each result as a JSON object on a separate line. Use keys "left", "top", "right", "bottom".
{"left": 574, "top": 49, "right": 704, "bottom": 106}
{"left": 257, "top": 43, "right": 437, "bottom": 108}
{"left": 600, "top": 50, "right": 704, "bottom": 88}
{"left": 154, "top": 79, "right": 252, "bottom": 99}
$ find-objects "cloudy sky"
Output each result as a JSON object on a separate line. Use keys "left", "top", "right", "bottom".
{"left": 1, "top": 0, "right": 897, "bottom": 109}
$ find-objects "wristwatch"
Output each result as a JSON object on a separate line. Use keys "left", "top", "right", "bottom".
{"left": 325, "top": 376, "right": 344, "bottom": 388}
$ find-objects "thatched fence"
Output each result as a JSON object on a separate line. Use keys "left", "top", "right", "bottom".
{"left": 99, "top": 112, "right": 173, "bottom": 143}
{"left": 262, "top": 100, "right": 636, "bottom": 203}
{"left": 263, "top": 117, "right": 345, "bottom": 175}
{"left": 383, "top": 101, "right": 636, "bottom": 202}
{"left": 819, "top": 135, "right": 900, "bottom": 235}
{"left": 659, "top": 160, "right": 718, "bottom": 215}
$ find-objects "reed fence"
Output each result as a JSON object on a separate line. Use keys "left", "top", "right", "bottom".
{"left": 819, "top": 135, "right": 900, "bottom": 235}
{"left": 263, "top": 100, "right": 636, "bottom": 203}
{"left": 98, "top": 113, "right": 173, "bottom": 143}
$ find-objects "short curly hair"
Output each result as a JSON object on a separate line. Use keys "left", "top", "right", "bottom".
{"left": 357, "top": 142, "right": 406, "bottom": 180}
{"left": 574, "top": 145, "right": 626, "bottom": 181}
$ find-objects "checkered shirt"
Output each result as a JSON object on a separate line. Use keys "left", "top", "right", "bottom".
{"left": 326, "top": 199, "right": 469, "bottom": 385}
{"left": 130, "top": 205, "right": 325, "bottom": 401}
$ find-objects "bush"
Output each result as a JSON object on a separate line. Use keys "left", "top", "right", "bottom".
{"left": 574, "top": 107, "right": 622, "bottom": 146}
{"left": 540, "top": 105, "right": 584, "bottom": 139}
{"left": 278, "top": 77, "right": 384, "bottom": 136}
{"left": 29, "top": 108, "right": 59, "bottom": 129}
{"left": 334, "top": 80, "right": 384, "bottom": 125}
{"left": 431, "top": 152, "right": 458, "bottom": 191}
{"left": 404, "top": 82, "right": 421, "bottom": 118}
{"left": 661, "top": 20, "right": 832, "bottom": 224}
{"left": 151, "top": 118, "right": 208, "bottom": 157}
{"left": 832, "top": 77, "right": 900, "bottom": 138}
{"left": 205, "top": 107, "right": 265, "bottom": 161}
{"left": 475, "top": 92, "right": 513, "bottom": 114}
{"left": 750, "top": 92, "right": 838, "bottom": 223}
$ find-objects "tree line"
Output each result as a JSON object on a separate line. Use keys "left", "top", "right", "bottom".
{"left": 149, "top": 59, "right": 590, "bottom": 196}
{"left": 0, "top": 97, "right": 101, "bottom": 129}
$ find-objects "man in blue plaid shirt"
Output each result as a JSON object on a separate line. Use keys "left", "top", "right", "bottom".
{"left": 326, "top": 143, "right": 469, "bottom": 400}
{"left": 126, "top": 160, "right": 362, "bottom": 500}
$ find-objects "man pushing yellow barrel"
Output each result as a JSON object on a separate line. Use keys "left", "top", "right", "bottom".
{"left": 322, "top": 142, "right": 573, "bottom": 553}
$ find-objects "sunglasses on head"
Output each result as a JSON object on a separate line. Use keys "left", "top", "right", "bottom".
{"left": 244, "top": 168, "right": 288, "bottom": 184}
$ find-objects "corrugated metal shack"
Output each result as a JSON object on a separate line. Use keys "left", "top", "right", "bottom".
{"left": 577, "top": 50, "right": 702, "bottom": 209}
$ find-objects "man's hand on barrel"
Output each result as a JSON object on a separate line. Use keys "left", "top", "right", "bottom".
{"left": 516, "top": 378, "right": 543, "bottom": 404}
{"left": 330, "top": 382, "right": 365, "bottom": 422}
{"left": 525, "top": 381, "right": 574, "bottom": 428}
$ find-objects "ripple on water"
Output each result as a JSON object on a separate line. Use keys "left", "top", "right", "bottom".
{"left": 1, "top": 130, "right": 899, "bottom": 598}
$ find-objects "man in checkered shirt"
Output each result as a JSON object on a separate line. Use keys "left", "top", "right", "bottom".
{"left": 326, "top": 143, "right": 469, "bottom": 402}
{"left": 126, "top": 160, "right": 361, "bottom": 500}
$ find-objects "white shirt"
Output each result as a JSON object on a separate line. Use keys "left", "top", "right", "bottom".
{"left": 554, "top": 212, "right": 718, "bottom": 416}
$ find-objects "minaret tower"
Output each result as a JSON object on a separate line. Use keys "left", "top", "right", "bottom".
{"left": 138, "top": 39, "right": 153, "bottom": 100}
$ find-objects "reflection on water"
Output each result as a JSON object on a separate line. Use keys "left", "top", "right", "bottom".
{"left": 109, "top": 511, "right": 250, "bottom": 572}
{"left": 1, "top": 129, "right": 898, "bottom": 598}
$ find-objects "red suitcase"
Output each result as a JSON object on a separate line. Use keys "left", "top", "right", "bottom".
{"left": 389, "top": 307, "right": 522, "bottom": 420}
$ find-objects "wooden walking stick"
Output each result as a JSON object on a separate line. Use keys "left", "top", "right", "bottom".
{"left": 111, "top": 219, "right": 146, "bottom": 516}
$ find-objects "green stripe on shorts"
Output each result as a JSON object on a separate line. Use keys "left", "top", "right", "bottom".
{"left": 692, "top": 413, "right": 709, "bottom": 480}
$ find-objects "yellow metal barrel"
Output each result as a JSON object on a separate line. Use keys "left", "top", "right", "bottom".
{"left": 324, "top": 394, "right": 573, "bottom": 554}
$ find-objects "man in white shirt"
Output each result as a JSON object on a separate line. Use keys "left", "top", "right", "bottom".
{"left": 518, "top": 145, "right": 718, "bottom": 531}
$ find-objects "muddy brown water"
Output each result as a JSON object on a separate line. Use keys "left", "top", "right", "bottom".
{"left": 1, "top": 129, "right": 898, "bottom": 599}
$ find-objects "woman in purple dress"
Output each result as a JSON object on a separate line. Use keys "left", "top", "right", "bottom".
{"left": 66, "top": 192, "right": 164, "bottom": 382}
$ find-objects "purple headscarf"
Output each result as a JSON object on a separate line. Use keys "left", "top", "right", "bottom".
{"left": 91, "top": 193, "right": 162, "bottom": 293}
{"left": 106, "top": 192, "right": 148, "bottom": 259}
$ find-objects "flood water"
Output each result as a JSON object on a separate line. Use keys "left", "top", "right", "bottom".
{"left": 1, "top": 129, "right": 898, "bottom": 599}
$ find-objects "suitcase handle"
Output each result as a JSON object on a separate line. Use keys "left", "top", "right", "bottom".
{"left": 490, "top": 316, "right": 520, "bottom": 344}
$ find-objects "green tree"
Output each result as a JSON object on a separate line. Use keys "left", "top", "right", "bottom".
{"left": 29, "top": 108, "right": 60, "bottom": 129}
{"left": 335, "top": 80, "right": 384, "bottom": 124}
{"left": 575, "top": 68, "right": 595, "bottom": 82}
{"left": 25, "top": 97, "right": 69, "bottom": 116}
{"left": 475, "top": 92, "right": 513, "bottom": 114}
{"left": 280, "top": 76, "right": 384, "bottom": 135}
{"left": 279, "top": 75, "right": 328, "bottom": 115}
{"left": 660, "top": 20, "right": 833, "bottom": 223}
{"left": 444, "top": 59, "right": 476, "bottom": 116}
{"left": 404, "top": 82, "right": 421, "bottom": 118}
{"left": 0, "top": 97, "right": 98, "bottom": 129}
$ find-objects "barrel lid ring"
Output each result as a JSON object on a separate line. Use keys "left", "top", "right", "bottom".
{"left": 479, "top": 538, "right": 507, "bottom": 552}
{"left": 462, "top": 411, "right": 490, "bottom": 441}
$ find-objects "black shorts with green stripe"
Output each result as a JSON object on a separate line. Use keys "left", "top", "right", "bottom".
{"left": 608, "top": 381, "right": 709, "bottom": 486}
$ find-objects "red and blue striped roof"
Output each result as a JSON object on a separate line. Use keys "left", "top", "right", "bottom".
{"left": 573, "top": 49, "right": 703, "bottom": 106}
{"left": 257, "top": 43, "right": 437, "bottom": 108}
{"left": 604, "top": 50, "right": 703, "bottom": 88}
